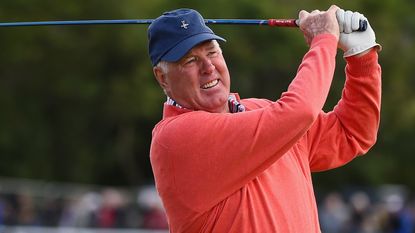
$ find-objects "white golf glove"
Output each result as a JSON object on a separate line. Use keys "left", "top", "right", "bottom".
{"left": 336, "top": 9, "right": 381, "bottom": 57}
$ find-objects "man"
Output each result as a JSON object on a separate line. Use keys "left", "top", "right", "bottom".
{"left": 148, "top": 5, "right": 381, "bottom": 233}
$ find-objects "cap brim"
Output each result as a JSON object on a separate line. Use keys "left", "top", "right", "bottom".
{"left": 161, "top": 33, "right": 226, "bottom": 62}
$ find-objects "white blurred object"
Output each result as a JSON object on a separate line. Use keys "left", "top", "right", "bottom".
{"left": 350, "top": 191, "right": 371, "bottom": 212}
{"left": 137, "top": 185, "right": 164, "bottom": 211}
{"left": 378, "top": 184, "right": 408, "bottom": 213}
{"left": 385, "top": 194, "right": 404, "bottom": 213}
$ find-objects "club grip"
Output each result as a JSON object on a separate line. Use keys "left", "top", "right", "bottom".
{"left": 292, "top": 18, "right": 368, "bottom": 31}
{"left": 358, "top": 19, "right": 367, "bottom": 31}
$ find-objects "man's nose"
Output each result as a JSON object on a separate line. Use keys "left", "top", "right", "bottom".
{"left": 200, "top": 58, "right": 215, "bottom": 74}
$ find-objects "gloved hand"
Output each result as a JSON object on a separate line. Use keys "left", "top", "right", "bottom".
{"left": 336, "top": 9, "right": 381, "bottom": 57}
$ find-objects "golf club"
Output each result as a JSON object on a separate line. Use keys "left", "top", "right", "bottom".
{"left": 0, "top": 18, "right": 368, "bottom": 31}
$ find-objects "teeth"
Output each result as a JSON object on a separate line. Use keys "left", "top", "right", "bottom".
{"left": 201, "top": 80, "right": 219, "bottom": 89}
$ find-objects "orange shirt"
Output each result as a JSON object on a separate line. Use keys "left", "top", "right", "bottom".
{"left": 150, "top": 34, "right": 381, "bottom": 233}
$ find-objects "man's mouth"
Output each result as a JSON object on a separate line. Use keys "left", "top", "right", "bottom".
{"left": 201, "top": 79, "right": 219, "bottom": 89}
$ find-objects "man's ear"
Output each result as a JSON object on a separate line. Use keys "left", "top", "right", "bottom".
{"left": 153, "top": 66, "right": 169, "bottom": 91}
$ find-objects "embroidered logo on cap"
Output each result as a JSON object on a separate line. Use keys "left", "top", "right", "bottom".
{"left": 180, "top": 20, "right": 189, "bottom": 29}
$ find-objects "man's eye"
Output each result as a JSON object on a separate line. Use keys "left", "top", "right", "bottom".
{"left": 208, "top": 51, "right": 218, "bottom": 57}
{"left": 184, "top": 57, "right": 196, "bottom": 64}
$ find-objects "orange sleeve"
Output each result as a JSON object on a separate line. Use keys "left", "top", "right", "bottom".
{"left": 306, "top": 48, "right": 382, "bottom": 171}
{"left": 151, "top": 34, "right": 338, "bottom": 216}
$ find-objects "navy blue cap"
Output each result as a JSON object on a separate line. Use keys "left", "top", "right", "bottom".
{"left": 148, "top": 9, "right": 226, "bottom": 66}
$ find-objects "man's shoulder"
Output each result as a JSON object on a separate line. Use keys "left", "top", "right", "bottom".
{"left": 154, "top": 107, "right": 209, "bottom": 135}
{"left": 241, "top": 97, "right": 274, "bottom": 110}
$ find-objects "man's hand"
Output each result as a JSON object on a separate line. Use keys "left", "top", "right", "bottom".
{"left": 336, "top": 9, "right": 381, "bottom": 57}
{"left": 298, "top": 5, "right": 340, "bottom": 46}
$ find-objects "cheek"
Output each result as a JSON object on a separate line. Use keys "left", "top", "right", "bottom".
{"left": 168, "top": 71, "right": 197, "bottom": 93}
{"left": 216, "top": 62, "right": 230, "bottom": 84}
{"left": 214, "top": 56, "right": 229, "bottom": 72}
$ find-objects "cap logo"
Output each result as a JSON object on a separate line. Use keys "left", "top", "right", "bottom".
{"left": 180, "top": 20, "right": 189, "bottom": 29}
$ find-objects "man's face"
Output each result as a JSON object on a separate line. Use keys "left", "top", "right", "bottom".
{"left": 154, "top": 40, "right": 231, "bottom": 113}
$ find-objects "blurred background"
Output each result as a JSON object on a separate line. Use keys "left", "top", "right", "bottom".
{"left": 0, "top": 0, "right": 414, "bottom": 232}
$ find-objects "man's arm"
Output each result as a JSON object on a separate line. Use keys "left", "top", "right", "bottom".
{"left": 305, "top": 9, "right": 382, "bottom": 171}
{"left": 306, "top": 48, "right": 381, "bottom": 171}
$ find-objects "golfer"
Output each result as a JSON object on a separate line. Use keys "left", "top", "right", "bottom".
{"left": 148, "top": 5, "right": 381, "bottom": 232}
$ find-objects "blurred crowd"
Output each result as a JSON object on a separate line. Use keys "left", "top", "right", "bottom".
{"left": 318, "top": 185, "right": 415, "bottom": 233}
{"left": 0, "top": 180, "right": 168, "bottom": 230}
{"left": 0, "top": 178, "right": 414, "bottom": 232}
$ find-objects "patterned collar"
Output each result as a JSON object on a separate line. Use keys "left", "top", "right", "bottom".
{"left": 166, "top": 94, "right": 245, "bottom": 113}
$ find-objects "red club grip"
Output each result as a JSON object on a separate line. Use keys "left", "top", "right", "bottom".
{"left": 268, "top": 19, "right": 298, "bottom": 27}
{"left": 268, "top": 18, "right": 367, "bottom": 31}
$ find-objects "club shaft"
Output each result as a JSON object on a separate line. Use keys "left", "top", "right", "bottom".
{"left": 0, "top": 19, "right": 154, "bottom": 27}
{"left": 0, "top": 19, "right": 298, "bottom": 27}
{"left": 0, "top": 18, "right": 367, "bottom": 31}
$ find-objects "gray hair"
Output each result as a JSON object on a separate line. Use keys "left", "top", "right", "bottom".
{"left": 155, "top": 60, "right": 169, "bottom": 73}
